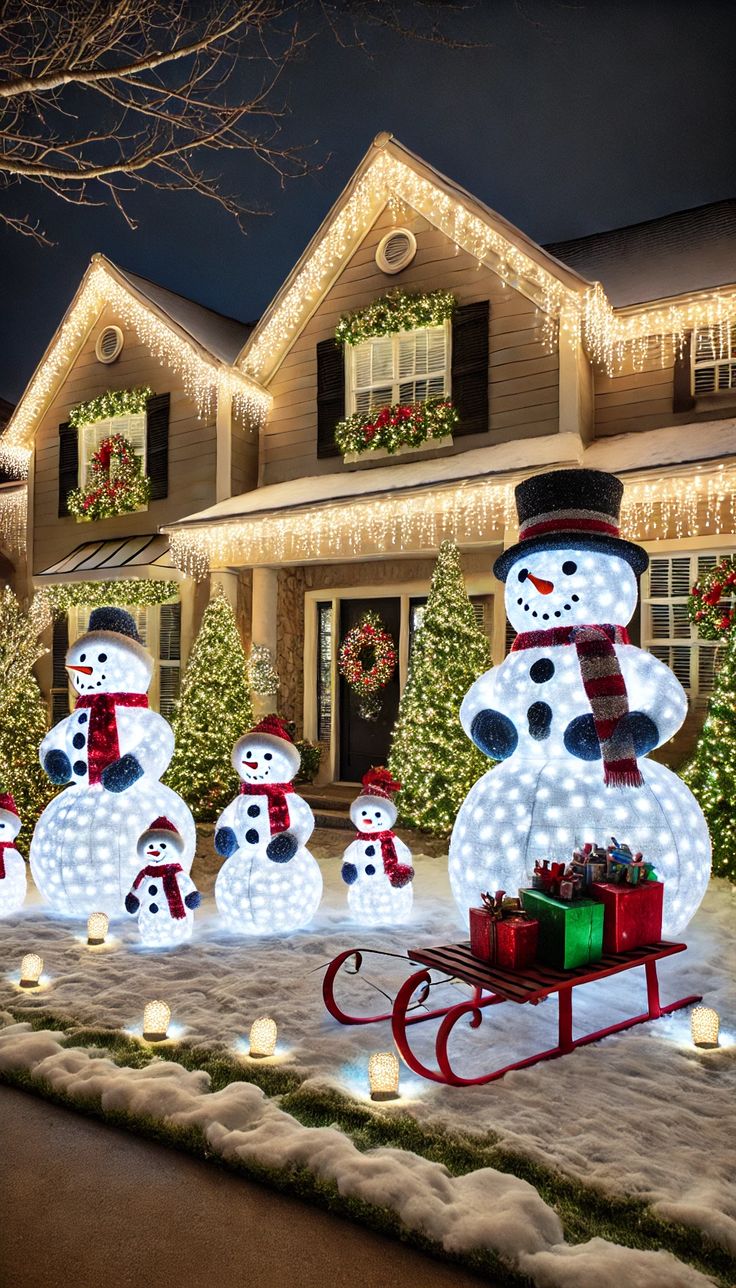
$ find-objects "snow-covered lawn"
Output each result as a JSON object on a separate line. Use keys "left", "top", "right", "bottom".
{"left": 0, "top": 828, "right": 733, "bottom": 1284}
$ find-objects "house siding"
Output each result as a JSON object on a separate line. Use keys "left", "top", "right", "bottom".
{"left": 262, "top": 207, "right": 560, "bottom": 485}
{"left": 594, "top": 348, "right": 736, "bottom": 437}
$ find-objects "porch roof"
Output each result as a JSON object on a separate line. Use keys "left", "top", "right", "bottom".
{"left": 37, "top": 533, "right": 178, "bottom": 581}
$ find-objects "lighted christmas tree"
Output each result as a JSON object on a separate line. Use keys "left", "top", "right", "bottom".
{"left": 682, "top": 628, "right": 736, "bottom": 881}
{"left": 388, "top": 541, "right": 492, "bottom": 833}
{"left": 0, "top": 589, "right": 55, "bottom": 840}
{"left": 166, "top": 590, "right": 252, "bottom": 819}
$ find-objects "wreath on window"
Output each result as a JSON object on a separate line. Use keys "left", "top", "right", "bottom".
{"left": 339, "top": 610, "right": 398, "bottom": 721}
{"left": 688, "top": 557, "right": 736, "bottom": 638}
{"left": 68, "top": 433, "right": 152, "bottom": 522}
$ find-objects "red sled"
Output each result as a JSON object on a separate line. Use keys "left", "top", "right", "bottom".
{"left": 590, "top": 880, "right": 663, "bottom": 953}
{"left": 469, "top": 907, "right": 539, "bottom": 970}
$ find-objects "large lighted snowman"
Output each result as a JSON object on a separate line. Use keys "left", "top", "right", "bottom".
{"left": 214, "top": 715, "right": 323, "bottom": 934}
{"left": 0, "top": 792, "right": 27, "bottom": 917}
{"left": 341, "top": 768, "right": 414, "bottom": 926}
{"left": 449, "top": 469, "right": 711, "bottom": 936}
{"left": 30, "top": 607, "right": 195, "bottom": 918}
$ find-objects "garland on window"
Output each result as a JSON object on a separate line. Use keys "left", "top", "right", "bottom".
{"left": 67, "top": 433, "right": 152, "bottom": 521}
{"left": 335, "top": 289, "right": 455, "bottom": 347}
{"left": 688, "top": 557, "right": 736, "bottom": 638}
{"left": 68, "top": 386, "right": 153, "bottom": 429}
{"left": 339, "top": 610, "right": 397, "bottom": 720}
{"left": 335, "top": 397, "right": 458, "bottom": 456}
{"left": 48, "top": 580, "right": 180, "bottom": 615}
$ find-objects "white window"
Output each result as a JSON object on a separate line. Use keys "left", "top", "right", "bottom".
{"left": 78, "top": 412, "right": 147, "bottom": 489}
{"left": 641, "top": 552, "right": 729, "bottom": 701}
{"left": 692, "top": 321, "right": 736, "bottom": 396}
{"left": 348, "top": 323, "right": 450, "bottom": 415}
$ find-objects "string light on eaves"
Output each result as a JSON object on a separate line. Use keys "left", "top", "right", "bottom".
{"left": 169, "top": 466, "right": 736, "bottom": 579}
{"left": 0, "top": 489, "right": 28, "bottom": 555}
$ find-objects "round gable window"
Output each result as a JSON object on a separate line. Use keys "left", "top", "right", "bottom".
{"left": 95, "top": 325, "right": 124, "bottom": 364}
{"left": 376, "top": 228, "right": 417, "bottom": 275}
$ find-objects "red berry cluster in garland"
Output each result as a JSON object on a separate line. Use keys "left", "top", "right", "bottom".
{"left": 688, "top": 557, "right": 736, "bottom": 639}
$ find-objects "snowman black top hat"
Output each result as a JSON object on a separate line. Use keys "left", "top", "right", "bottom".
{"left": 493, "top": 468, "right": 648, "bottom": 581}
{"left": 88, "top": 606, "right": 143, "bottom": 643}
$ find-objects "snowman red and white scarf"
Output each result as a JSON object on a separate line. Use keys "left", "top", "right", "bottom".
{"left": 0, "top": 841, "right": 17, "bottom": 880}
{"left": 131, "top": 862, "right": 186, "bottom": 919}
{"left": 74, "top": 692, "right": 149, "bottom": 784}
{"left": 358, "top": 830, "right": 415, "bottom": 888}
{"left": 239, "top": 781, "right": 294, "bottom": 833}
{"left": 512, "top": 624, "right": 644, "bottom": 788}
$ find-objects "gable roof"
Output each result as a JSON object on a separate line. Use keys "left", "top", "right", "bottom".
{"left": 113, "top": 264, "right": 255, "bottom": 364}
{"left": 546, "top": 199, "right": 736, "bottom": 307}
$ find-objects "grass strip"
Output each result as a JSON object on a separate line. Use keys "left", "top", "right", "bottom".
{"left": 6, "top": 1007, "right": 733, "bottom": 1287}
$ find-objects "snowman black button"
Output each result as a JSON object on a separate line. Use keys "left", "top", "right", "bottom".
{"left": 247, "top": 805, "right": 260, "bottom": 818}
{"left": 527, "top": 702, "right": 553, "bottom": 740}
{"left": 72, "top": 732, "right": 86, "bottom": 749}
{"left": 150, "top": 903, "right": 159, "bottom": 914}
{"left": 78, "top": 713, "right": 88, "bottom": 724}
{"left": 365, "top": 845, "right": 376, "bottom": 857}
{"left": 365, "top": 864, "right": 376, "bottom": 875}
{"left": 245, "top": 828, "right": 259, "bottom": 845}
{"left": 148, "top": 885, "right": 157, "bottom": 895}
{"left": 73, "top": 760, "right": 86, "bottom": 776}
{"left": 530, "top": 658, "right": 555, "bottom": 684}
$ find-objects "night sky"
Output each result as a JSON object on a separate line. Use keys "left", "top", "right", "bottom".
{"left": 1, "top": 0, "right": 735, "bottom": 404}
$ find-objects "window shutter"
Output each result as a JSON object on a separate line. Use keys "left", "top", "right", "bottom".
{"left": 673, "top": 333, "right": 695, "bottom": 413}
{"left": 451, "top": 301, "right": 490, "bottom": 437}
{"left": 51, "top": 615, "right": 70, "bottom": 722}
{"left": 316, "top": 338, "right": 344, "bottom": 459}
{"left": 146, "top": 392, "right": 170, "bottom": 500}
{"left": 58, "top": 422, "right": 78, "bottom": 517}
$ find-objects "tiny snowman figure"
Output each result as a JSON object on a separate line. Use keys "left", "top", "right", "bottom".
{"left": 0, "top": 792, "right": 26, "bottom": 917}
{"left": 341, "top": 769, "right": 414, "bottom": 926}
{"left": 214, "top": 715, "right": 322, "bottom": 935}
{"left": 125, "top": 816, "right": 201, "bottom": 948}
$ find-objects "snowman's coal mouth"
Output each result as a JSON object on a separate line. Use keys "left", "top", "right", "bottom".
{"left": 516, "top": 594, "right": 580, "bottom": 621}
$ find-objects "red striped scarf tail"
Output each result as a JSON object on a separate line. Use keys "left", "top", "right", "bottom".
{"left": 573, "top": 626, "right": 643, "bottom": 788}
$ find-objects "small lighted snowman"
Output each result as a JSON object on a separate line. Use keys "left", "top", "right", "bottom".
{"left": 0, "top": 792, "right": 26, "bottom": 918}
{"left": 214, "top": 715, "right": 322, "bottom": 935}
{"left": 341, "top": 769, "right": 414, "bottom": 926}
{"left": 124, "top": 816, "right": 201, "bottom": 947}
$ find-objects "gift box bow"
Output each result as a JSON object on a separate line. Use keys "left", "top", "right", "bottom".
{"left": 479, "top": 889, "right": 529, "bottom": 920}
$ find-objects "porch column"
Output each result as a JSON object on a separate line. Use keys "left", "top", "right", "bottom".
{"left": 210, "top": 569, "right": 240, "bottom": 609}
{"left": 251, "top": 566, "right": 279, "bottom": 718}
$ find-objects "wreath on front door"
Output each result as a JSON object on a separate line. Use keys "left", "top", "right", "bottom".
{"left": 68, "top": 432, "right": 152, "bottom": 521}
{"left": 689, "top": 556, "right": 736, "bottom": 638}
{"left": 339, "top": 610, "right": 398, "bottom": 721}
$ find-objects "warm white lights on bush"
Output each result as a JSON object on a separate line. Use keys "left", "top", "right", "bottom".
{"left": 19, "top": 953, "right": 43, "bottom": 988}
{"left": 87, "top": 912, "right": 109, "bottom": 946}
{"left": 691, "top": 1005, "right": 720, "bottom": 1050}
{"left": 248, "top": 1016, "right": 278, "bottom": 1058}
{"left": 368, "top": 1051, "right": 400, "bottom": 1102}
{"left": 142, "top": 1000, "right": 171, "bottom": 1042}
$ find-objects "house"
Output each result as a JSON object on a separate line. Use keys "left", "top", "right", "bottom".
{"left": 5, "top": 133, "right": 735, "bottom": 782}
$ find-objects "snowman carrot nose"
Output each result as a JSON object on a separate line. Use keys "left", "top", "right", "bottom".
{"left": 527, "top": 573, "right": 554, "bottom": 595}
{"left": 243, "top": 759, "right": 258, "bottom": 768}
{"left": 67, "top": 664, "right": 94, "bottom": 674}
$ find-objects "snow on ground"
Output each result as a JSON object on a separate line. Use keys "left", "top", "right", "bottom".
{"left": 0, "top": 827, "right": 734, "bottom": 1263}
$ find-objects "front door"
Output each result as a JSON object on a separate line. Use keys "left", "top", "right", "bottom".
{"left": 339, "top": 597, "right": 401, "bottom": 782}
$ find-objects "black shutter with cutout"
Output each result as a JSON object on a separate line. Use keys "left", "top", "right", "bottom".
{"left": 451, "top": 301, "right": 490, "bottom": 437}
{"left": 673, "top": 333, "right": 696, "bottom": 413}
{"left": 316, "top": 338, "right": 344, "bottom": 459}
{"left": 146, "top": 392, "right": 170, "bottom": 500}
{"left": 51, "top": 614, "right": 70, "bottom": 722}
{"left": 57, "top": 422, "right": 78, "bottom": 517}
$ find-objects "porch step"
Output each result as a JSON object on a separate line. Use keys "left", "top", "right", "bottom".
{"left": 312, "top": 807, "right": 353, "bottom": 831}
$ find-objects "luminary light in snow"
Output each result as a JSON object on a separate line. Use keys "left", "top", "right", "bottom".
{"left": 0, "top": 792, "right": 27, "bottom": 918}
{"left": 341, "top": 769, "right": 414, "bottom": 926}
{"left": 86, "top": 911, "right": 109, "bottom": 945}
{"left": 691, "top": 1005, "right": 720, "bottom": 1049}
{"left": 214, "top": 716, "right": 322, "bottom": 935}
{"left": 369, "top": 1051, "right": 400, "bottom": 1102}
{"left": 249, "top": 1016, "right": 277, "bottom": 1058}
{"left": 19, "top": 953, "right": 43, "bottom": 988}
{"left": 142, "top": 999, "right": 170, "bottom": 1042}
{"left": 30, "top": 607, "right": 196, "bottom": 920}
{"left": 448, "top": 470, "right": 711, "bottom": 937}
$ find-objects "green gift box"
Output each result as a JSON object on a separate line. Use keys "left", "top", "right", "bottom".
{"left": 520, "top": 888, "right": 604, "bottom": 969}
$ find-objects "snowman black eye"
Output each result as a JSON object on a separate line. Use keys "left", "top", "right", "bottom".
{"left": 562, "top": 561, "right": 577, "bottom": 576}
{"left": 80, "top": 653, "right": 86, "bottom": 662}
{"left": 160, "top": 841, "right": 166, "bottom": 849}
{"left": 517, "top": 568, "right": 528, "bottom": 582}
{"left": 98, "top": 652, "right": 107, "bottom": 662}
{"left": 264, "top": 752, "right": 272, "bottom": 761}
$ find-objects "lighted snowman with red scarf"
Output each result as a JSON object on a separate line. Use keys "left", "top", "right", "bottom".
{"left": 0, "top": 793, "right": 26, "bottom": 917}
{"left": 30, "top": 607, "right": 195, "bottom": 918}
{"left": 449, "top": 469, "right": 711, "bottom": 937}
{"left": 341, "top": 769, "right": 414, "bottom": 925}
{"left": 214, "top": 715, "right": 322, "bottom": 934}
{"left": 125, "top": 816, "right": 201, "bottom": 947}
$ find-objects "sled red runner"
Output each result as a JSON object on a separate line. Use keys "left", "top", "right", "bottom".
{"left": 323, "top": 940, "right": 700, "bottom": 1086}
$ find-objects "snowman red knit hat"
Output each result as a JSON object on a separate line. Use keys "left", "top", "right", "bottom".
{"left": 148, "top": 816, "right": 178, "bottom": 834}
{"left": 236, "top": 714, "right": 301, "bottom": 776}
{"left": 0, "top": 792, "right": 18, "bottom": 817}
{"left": 139, "top": 815, "right": 184, "bottom": 853}
{"left": 360, "top": 767, "right": 401, "bottom": 801}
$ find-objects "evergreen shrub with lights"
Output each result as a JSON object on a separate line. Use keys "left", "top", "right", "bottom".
{"left": 0, "top": 589, "right": 55, "bottom": 841}
{"left": 166, "top": 591, "right": 252, "bottom": 819}
{"left": 335, "top": 288, "right": 455, "bottom": 347}
{"left": 388, "top": 542, "right": 492, "bottom": 833}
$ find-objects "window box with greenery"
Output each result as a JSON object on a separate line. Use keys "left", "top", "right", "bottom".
{"left": 59, "top": 386, "right": 170, "bottom": 519}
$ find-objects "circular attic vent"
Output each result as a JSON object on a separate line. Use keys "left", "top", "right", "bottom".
{"left": 375, "top": 228, "right": 417, "bottom": 274}
{"left": 95, "top": 325, "right": 124, "bottom": 364}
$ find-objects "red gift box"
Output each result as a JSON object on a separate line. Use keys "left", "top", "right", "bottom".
{"left": 589, "top": 880, "right": 663, "bottom": 953}
{"left": 469, "top": 902, "right": 539, "bottom": 970}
